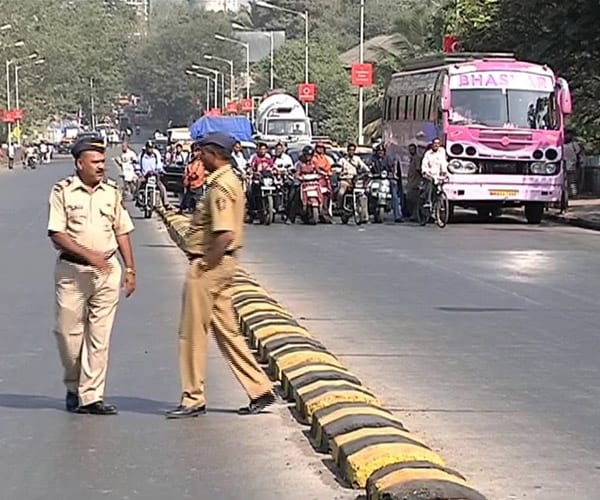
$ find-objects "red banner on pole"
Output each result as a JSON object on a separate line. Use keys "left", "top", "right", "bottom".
{"left": 443, "top": 35, "right": 460, "bottom": 53}
{"left": 240, "top": 99, "right": 253, "bottom": 112}
{"left": 2, "top": 110, "right": 16, "bottom": 123}
{"left": 298, "top": 83, "right": 316, "bottom": 102}
{"left": 351, "top": 63, "right": 373, "bottom": 87}
{"left": 12, "top": 109, "right": 24, "bottom": 120}
{"left": 226, "top": 101, "right": 239, "bottom": 114}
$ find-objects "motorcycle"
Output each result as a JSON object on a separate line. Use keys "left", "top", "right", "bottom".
{"left": 138, "top": 174, "right": 159, "bottom": 219}
{"left": 247, "top": 170, "right": 276, "bottom": 225}
{"left": 367, "top": 170, "right": 393, "bottom": 223}
{"left": 340, "top": 174, "right": 370, "bottom": 225}
{"left": 299, "top": 172, "right": 323, "bottom": 225}
{"left": 25, "top": 153, "right": 39, "bottom": 170}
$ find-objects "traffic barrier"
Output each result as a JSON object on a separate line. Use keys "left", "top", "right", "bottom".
{"left": 366, "top": 461, "right": 487, "bottom": 500}
{"left": 157, "top": 208, "right": 488, "bottom": 499}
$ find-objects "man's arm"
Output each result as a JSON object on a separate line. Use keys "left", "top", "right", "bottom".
{"left": 204, "top": 187, "right": 236, "bottom": 269}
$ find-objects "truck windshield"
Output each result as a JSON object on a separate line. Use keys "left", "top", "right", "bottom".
{"left": 267, "top": 119, "right": 309, "bottom": 135}
{"left": 450, "top": 89, "right": 558, "bottom": 130}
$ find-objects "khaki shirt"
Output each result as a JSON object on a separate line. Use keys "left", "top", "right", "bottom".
{"left": 48, "top": 175, "right": 134, "bottom": 254}
{"left": 185, "top": 164, "right": 243, "bottom": 255}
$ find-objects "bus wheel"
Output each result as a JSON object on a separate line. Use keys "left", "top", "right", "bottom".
{"left": 525, "top": 202, "right": 544, "bottom": 224}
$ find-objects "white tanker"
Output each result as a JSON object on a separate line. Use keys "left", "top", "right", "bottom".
{"left": 255, "top": 91, "right": 312, "bottom": 145}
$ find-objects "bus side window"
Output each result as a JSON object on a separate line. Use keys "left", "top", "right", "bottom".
{"left": 424, "top": 94, "right": 432, "bottom": 120}
{"left": 416, "top": 94, "right": 425, "bottom": 121}
{"left": 427, "top": 94, "right": 436, "bottom": 120}
{"left": 407, "top": 95, "right": 415, "bottom": 121}
{"left": 394, "top": 97, "right": 400, "bottom": 120}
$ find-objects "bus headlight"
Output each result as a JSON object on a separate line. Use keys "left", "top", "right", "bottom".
{"left": 530, "top": 162, "right": 558, "bottom": 175}
{"left": 448, "top": 159, "right": 477, "bottom": 174}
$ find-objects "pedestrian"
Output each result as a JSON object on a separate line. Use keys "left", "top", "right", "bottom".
{"left": 406, "top": 144, "right": 423, "bottom": 220}
{"left": 179, "top": 140, "right": 205, "bottom": 213}
{"left": 47, "top": 136, "right": 136, "bottom": 415}
{"left": 564, "top": 130, "right": 584, "bottom": 200}
{"left": 7, "top": 142, "right": 14, "bottom": 169}
{"left": 166, "top": 132, "right": 274, "bottom": 419}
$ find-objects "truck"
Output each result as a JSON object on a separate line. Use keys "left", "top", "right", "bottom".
{"left": 255, "top": 91, "right": 312, "bottom": 146}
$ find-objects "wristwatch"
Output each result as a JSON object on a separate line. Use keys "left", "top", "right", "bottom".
{"left": 125, "top": 267, "right": 136, "bottom": 276}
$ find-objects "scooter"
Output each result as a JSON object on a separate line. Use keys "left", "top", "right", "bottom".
{"left": 367, "top": 171, "right": 393, "bottom": 223}
{"left": 25, "top": 153, "right": 39, "bottom": 170}
{"left": 299, "top": 172, "right": 323, "bottom": 225}
{"left": 340, "top": 173, "right": 369, "bottom": 225}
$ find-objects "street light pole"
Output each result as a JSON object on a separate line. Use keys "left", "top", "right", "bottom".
{"left": 269, "top": 31, "right": 274, "bottom": 89}
{"left": 90, "top": 77, "right": 96, "bottom": 130}
{"left": 5, "top": 59, "right": 11, "bottom": 148}
{"left": 205, "top": 55, "right": 235, "bottom": 101}
{"left": 358, "top": 0, "right": 365, "bottom": 145}
{"left": 214, "top": 34, "right": 250, "bottom": 99}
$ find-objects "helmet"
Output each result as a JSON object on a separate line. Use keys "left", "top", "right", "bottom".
{"left": 145, "top": 140, "right": 154, "bottom": 148}
{"left": 302, "top": 145, "right": 314, "bottom": 155}
{"left": 373, "top": 142, "right": 384, "bottom": 152}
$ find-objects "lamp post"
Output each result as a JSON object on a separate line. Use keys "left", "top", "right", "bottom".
{"left": 185, "top": 70, "right": 211, "bottom": 112}
{"left": 254, "top": 1, "right": 308, "bottom": 110}
{"left": 14, "top": 55, "right": 43, "bottom": 146}
{"left": 4, "top": 40, "right": 26, "bottom": 148}
{"left": 232, "top": 23, "right": 274, "bottom": 90}
{"left": 214, "top": 34, "right": 250, "bottom": 99}
{"left": 192, "top": 64, "right": 222, "bottom": 109}
{"left": 358, "top": 0, "right": 365, "bottom": 144}
{"left": 204, "top": 54, "right": 234, "bottom": 101}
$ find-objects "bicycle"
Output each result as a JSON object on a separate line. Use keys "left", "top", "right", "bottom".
{"left": 417, "top": 177, "right": 450, "bottom": 228}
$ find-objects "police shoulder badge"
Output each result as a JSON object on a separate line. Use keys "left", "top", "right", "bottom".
{"left": 216, "top": 197, "right": 227, "bottom": 210}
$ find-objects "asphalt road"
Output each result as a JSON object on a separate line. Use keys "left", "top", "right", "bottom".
{"left": 0, "top": 156, "right": 355, "bottom": 500}
{"left": 242, "top": 214, "right": 600, "bottom": 499}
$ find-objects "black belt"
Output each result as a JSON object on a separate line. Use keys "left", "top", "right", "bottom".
{"left": 188, "top": 249, "right": 237, "bottom": 260}
{"left": 60, "top": 251, "right": 115, "bottom": 266}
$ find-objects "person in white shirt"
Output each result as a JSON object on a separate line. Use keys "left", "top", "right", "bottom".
{"left": 115, "top": 142, "right": 138, "bottom": 198}
{"left": 231, "top": 141, "right": 247, "bottom": 176}
{"left": 272, "top": 142, "right": 293, "bottom": 171}
{"left": 420, "top": 138, "right": 449, "bottom": 206}
{"left": 40, "top": 141, "right": 49, "bottom": 163}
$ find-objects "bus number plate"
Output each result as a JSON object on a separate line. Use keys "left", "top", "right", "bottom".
{"left": 489, "top": 190, "right": 518, "bottom": 197}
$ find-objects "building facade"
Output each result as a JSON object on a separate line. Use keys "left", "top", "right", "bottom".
{"left": 190, "top": 0, "right": 240, "bottom": 12}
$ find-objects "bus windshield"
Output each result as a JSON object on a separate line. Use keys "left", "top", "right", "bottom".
{"left": 450, "top": 89, "right": 558, "bottom": 130}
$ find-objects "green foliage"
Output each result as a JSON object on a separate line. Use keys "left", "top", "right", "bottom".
{"left": 454, "top": 0, "right": 600, "bottom": 151}
{"left": 253, "top": 41, "right": 355, "bottom": 142}
{"left": 0, "top": 0, "right": 136, "bottom": 129}
{"left": 127, "top": 4, "right": 243, "bottom": 125}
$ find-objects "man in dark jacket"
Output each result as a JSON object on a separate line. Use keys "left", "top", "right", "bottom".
{"left": 369, "top": 144, "right": 403, "bottom": 222}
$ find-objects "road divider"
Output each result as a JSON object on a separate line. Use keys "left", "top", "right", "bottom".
{"left": 156, "top": 206, "right": 488, "bottom": 500}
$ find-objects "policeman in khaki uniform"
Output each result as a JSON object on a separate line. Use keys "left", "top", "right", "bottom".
{"left": 48, "top": 137, "right": 136, "bottom": 415}
{"left": 166, "top": 133, "right": 274, "bottom": 419}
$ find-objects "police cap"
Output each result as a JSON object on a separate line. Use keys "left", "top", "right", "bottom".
{"left": 197, "top": 132, "right": 236, "bottom": 151}
{"left": 71, "top": 136, "right": 106, "bottom": 159}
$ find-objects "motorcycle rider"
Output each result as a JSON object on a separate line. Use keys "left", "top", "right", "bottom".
{"left": 135, "top": 140, "right": 170, "bottom": 209}
{"left": 369, "top": 143, "right": 403, "bottom": 223}
{"left": 24, "top": 142, "right": 37, "bottom": 167}
{"left": 272, "top": 142, "right": 293, "bottom": 172}
{"left": 313, "top": 142, "right": 332, "bottom": 174}
{"left": 180, "top": 140, "right": 205, "bottom": 213}
{"left": 336, "top": 146, "right": 370, "bottom": 211}
{"left": 247, "top": 142, "right": 274, "bottom": 215}
{"left": 420, "top": 138, "right": 449, "bottom": 207}
{"left": 287, "top": 145, "right": 318, "bottom": 222}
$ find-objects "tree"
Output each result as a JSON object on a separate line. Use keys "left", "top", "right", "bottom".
{"left": 454, "top": 0, "right": 600, "bottom": 150}
{"left": 126, "top": 4, "right": 243, "bottom": 125}
{"left": 0, "top": 0, "right": 136, "bottom": 135}
{"left": 253, "top": 41, "right": 355, "bottom": 142}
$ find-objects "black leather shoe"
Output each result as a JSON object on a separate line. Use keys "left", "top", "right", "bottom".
{"left": 66, "top": 392, "right": 79, "bottom": 413}
{"left": 165, "top": 405, "right": 207, "bottom": 419}
{"left": 238, "top": 392, "right": 276, "bottom": 415}
{"left": 76, "top": 401, "right": 118, "bottom": 415}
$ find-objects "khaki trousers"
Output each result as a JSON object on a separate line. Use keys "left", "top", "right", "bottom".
{"left": 178, "top": 257, "right": 272, "bottom": 408}
{"left": 54, "top": 256, "right": 121, "bottom": 406}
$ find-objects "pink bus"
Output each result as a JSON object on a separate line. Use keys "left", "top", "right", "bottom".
{"left": 382, "top": 53, "right": 573, "bottom": 223}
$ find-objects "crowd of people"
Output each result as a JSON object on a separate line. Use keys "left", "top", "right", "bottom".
{"left": 114, "top": 135, "right": 450, "bottom": 224}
